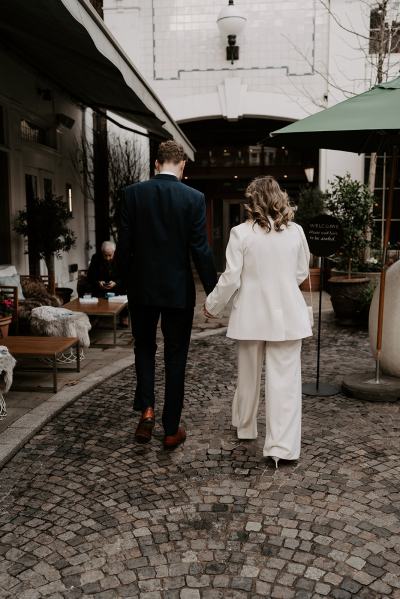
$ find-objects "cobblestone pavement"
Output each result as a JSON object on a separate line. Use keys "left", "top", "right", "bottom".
{"left": 0, "top": 321, "right": 400, "bottom": 599}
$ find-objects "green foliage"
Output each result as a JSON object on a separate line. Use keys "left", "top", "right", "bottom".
{"left": 14, "top": 196, "right": 76, "bottom": 260}
{"left": 294, "top": 187, "right": 327, "bottom": 229}
{"left": 326, "top": 174, "right": 375, "bottom": 276}
{"left": 0, "top": 290, "right": 14, "bottom": 316}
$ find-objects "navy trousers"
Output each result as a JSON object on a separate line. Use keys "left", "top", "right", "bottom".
{"left": 130, "top": 305, "right": 194, "bottom": 435}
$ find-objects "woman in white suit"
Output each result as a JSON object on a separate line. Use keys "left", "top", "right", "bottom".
{"left": 204, "top": 176, "right": 312, "bottom": 467}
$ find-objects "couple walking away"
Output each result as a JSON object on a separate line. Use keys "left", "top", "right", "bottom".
{"left": 117, "top": 140, "right": 312, "bottom": 465}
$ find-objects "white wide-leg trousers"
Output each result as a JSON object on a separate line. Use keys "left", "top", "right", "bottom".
{"left": 232, "top": 339, "right": 302, "bottom": 460}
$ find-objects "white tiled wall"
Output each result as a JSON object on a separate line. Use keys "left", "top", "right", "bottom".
{"left": 103, "top": 0, "right": 378, "bottom": 117}
{"left": 104, "top": 0, "right": 328, "bottom": 107}
{"left": 104, "top": 0, "right": 395, "bottom": 184}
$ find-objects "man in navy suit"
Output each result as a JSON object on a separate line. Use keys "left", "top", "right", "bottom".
{"left": 117, "top": 140, "right": 217, "bottom": 449}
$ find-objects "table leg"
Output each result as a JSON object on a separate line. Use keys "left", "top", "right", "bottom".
{"left": 53, "top": 357, "right": 58, "bottom": 394}
{"left": 76, "top": 342, "right": 81, "bottom": 373}
{"left": 113, "top": 315, "right": 117, "bottom": 346}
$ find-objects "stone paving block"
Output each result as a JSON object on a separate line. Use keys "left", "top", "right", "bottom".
{"left": 180, "top": 590, "right": 200, "bottom": 599}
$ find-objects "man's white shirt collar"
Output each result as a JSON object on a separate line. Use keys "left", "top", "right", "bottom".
{"left": 158, "top": 170, "right": 177, "bottom": 177}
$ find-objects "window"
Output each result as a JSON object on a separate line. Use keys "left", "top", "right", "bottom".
{"left": 369, "top": 6, "right": 400, "bottom": 54}
{"left": 20, "top": 119, "right": 56, "bottom": 148}
{"left": 21, "top": 120, "right": 46, "bottom": 144}
{"left": 365, "top": 153, "right": 400, "bottom": 246}
{"left": 43, "top": 178, "right": 53, "bottom": 199}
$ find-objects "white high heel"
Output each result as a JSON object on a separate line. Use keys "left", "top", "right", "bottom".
{"left": 271, "top": 456, "right": 280, "bottom": 469}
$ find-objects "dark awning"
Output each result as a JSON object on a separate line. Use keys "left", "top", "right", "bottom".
{"left": 0, "top": 0, "right": 194, "bottom": 158}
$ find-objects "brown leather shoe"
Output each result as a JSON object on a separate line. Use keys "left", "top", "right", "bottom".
{"left": 163, "top": 427, "right": 186, "bottom": 450}
{"left": 134, "top": 407, "right": 155, "bottom": 444}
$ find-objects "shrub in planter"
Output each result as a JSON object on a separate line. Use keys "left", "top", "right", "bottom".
{"left": 14, "top": 196, "right": 76, "bottom": 295}
{"left": 325, "top": 174, "right": 375, "bottom": 323}
{"left": 325, "top": 174, "right": 374, "bottom": 277}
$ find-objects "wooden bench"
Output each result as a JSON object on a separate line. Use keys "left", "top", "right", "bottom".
{"left": 1, "top": 336, "right": 80, "bottom": 393}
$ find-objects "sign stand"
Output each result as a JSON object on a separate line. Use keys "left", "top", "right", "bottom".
{"left": 302, "top": 215, "right": 342, "bottom": 397}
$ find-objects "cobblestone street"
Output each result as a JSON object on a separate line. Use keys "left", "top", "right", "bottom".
{"left": 1, "top": 321, "right": 400, "bottom": 599}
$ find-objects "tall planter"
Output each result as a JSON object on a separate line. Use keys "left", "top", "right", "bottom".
{"left": 0, "top": 315, "right": 12, "bottom": 338}
{"left": 328, "top": 277, "right": 370, "bottom": 325}
{"left": 300, "top": 268, "right": 321, "bottom": 292}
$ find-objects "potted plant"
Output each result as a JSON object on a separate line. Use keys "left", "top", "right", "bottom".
{"left": 14, "top": 196, "right": 76, "bottom": 296}
{"left": 325, "top": 174, "right": 374, "bottom": 324}
{"left": 294, "top": 186, "right": 327, "bottom": 291}
{"left": 0, "top": 290, "right": 14, "bottom": 337}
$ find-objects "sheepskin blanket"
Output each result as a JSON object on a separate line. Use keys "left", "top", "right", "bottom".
{"left": 30, "top": 306, "right": 91, "bottom": 348}
{"left": 0, "top": 346, "right": 16, "bottom": 393}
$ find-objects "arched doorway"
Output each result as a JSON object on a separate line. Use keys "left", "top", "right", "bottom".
{"left": 180, "top": 117, "right": 319, "bottom": 271}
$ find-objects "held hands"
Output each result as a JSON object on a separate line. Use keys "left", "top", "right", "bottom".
{"left": 99, "top": 281, "right": 116, "bottom": 290}
{"left": 203, "top": 303, "right": 215, "bottom": 319}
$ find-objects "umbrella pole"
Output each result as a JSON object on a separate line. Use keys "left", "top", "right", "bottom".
{"left": 374, "top": 145, "right": 398, "bottom": 383}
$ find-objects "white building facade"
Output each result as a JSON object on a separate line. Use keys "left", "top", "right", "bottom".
{"left": 103, "top": 0, "right": 384, "bottom": 186}
{"left": 102, "top": 0, "right": 400, "bottom": 267}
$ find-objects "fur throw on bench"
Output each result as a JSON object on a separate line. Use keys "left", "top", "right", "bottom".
{"left": 18, "top": 278, "right": 61, "bottom": 334}
{"left": 30, "top": 306, "right": 91, "bottom": 348}
{"left": 0, "top": 346, "right": 16, "bottom": 394}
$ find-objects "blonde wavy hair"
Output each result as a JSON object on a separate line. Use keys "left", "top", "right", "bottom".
{"left": 244, "top": 176, "right": 294, "bottom": 232}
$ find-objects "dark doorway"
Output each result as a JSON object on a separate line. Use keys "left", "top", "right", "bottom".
{"left": 180, "top": 117, "right": 319, "bottom": 270}
{"left": 0, "top": 152, "right": 11, "bottom": 263}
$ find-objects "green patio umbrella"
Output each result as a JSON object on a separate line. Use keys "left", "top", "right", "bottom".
{"left": 271, "top": 77, "right": 400, "bottom": 153}
{"left": 271, "top": 77, "right": 400, "bottom": 384}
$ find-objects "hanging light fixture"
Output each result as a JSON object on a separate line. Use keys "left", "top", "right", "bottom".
{"left": 217, "top": 0, "right": 247, "bottom": 64}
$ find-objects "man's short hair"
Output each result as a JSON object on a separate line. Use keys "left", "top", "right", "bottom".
{"left": 157, "top": 140, "right": 187, "bottom": 164}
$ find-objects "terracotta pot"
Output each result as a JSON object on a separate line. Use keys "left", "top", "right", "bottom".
{"left": 328, "top": 277, "right": 370, "bottom": 325}
{"left": 330, "top": 269, "right": 380, "bottom": 288}
{"left": 0, "top": 315, "right": 12, "bottom": 338}
{"left": 300, "top": 268, "right": 320, "bottom": 292}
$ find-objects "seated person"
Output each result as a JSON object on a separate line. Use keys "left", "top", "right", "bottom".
{"left": 86, "top": 241, "right": 128, "bottom": 327}
{"left": 87, "top": 241, "right": 125, "bottom": 298}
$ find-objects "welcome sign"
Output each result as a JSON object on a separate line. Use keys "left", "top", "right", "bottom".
{"left": 306, "top": 214, "right": 343, "bottom": 257}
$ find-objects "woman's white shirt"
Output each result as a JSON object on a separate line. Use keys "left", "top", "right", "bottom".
{"left": 205, "top": 220, "right": 312, "bottom": 341}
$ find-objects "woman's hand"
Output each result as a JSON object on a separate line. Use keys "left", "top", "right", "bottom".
{"left": 107, "top": 281, "right": 117, "bottom": 289}
{"left": 203, "top": 304, "right": 215, "bottom": 319}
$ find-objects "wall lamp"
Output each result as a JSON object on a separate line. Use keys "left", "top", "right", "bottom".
{"left": 56, "top": 113, "right": 75, "bottom": 130}
{"left": 304, "top": 167, "right": 315, "bottom": 184}
{"left": 217, "top": 0, "right": 247, "bottom": 65}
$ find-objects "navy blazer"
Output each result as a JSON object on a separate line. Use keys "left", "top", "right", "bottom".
{"left": 117, "top": 174, "right": 218, "bottom": 308}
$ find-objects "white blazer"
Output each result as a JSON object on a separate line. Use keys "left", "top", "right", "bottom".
{"left": 205, "top": 220, "right": 313, "bottom": 341}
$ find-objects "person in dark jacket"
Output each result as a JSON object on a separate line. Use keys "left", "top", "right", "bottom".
{"left": 117, "top": 140, "right": 217, "bottom": 450}
{"left": 87, "top": 241, "right": 125, "bottom": 298}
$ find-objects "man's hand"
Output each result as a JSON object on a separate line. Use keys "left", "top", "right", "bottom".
{"left": 203, "top": 304, "right": 215, "bottom": 319}
{"left": 107, "top": 281, "right": 117, "bottom": 289}
{"left": 99, "top": 281, "right": 106, "bottom": 289}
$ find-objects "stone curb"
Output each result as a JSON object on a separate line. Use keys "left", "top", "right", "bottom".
{"left": 0, "top": 327, "right": 228, "bottom": 470}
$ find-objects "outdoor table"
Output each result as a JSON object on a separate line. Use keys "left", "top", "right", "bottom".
{"left": 1, "top": 336, "right": 80, "bottom": 393}
{"left": 63, "top": 298, "right": 128, "bottom": 346}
